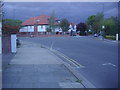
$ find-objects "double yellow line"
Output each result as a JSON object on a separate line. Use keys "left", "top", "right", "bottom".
{"left": 54, "top": 50, "right": 85, "bottom": 68}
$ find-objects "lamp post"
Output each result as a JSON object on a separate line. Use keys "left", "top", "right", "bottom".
{"left": 101, "top": 25, "right": 105, "bottom": 40}
{"left": 99, "top": 3, "right": 105, "bottom": 40}
{"left": 101, "top": 3, "right": 105, "bottom": 40}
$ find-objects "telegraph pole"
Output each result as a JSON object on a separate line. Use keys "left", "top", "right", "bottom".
{"left": 0, "top": 1, "right": 4, "bottom": 54}
{"left": 13, "top": 8, "right": 15, "bottom": 20}
{"left": 0, "top": 1, "right": 3, "bottom": 89}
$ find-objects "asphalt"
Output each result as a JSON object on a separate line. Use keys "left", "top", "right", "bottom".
{"left": 0, "top": 54, "right": 2, "bottom": 89}
{"left": 2, "top": 40, "right": 84, "bottom": 88}
{"left": 19, "top": 36, "right": 118, "bottom": 88}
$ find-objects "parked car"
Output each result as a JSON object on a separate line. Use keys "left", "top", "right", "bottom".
{"left": 94, "top": 33, "right": 100, "bottom": 37}
{"left": 72, "top": 31, "right": 77, "bottom": 36}
{"left": 16, "top": 39, "right": 21, "bottom": 48}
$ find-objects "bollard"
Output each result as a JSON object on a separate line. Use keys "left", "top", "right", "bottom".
{"left": 116, "top": 34, "right": 118, "bottom": 41}
{"left": 11, "top": 34, "right": 17, "bottom": 53}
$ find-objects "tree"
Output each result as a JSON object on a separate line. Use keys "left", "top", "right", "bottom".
{"left": 86, "top": 15, "right": 96, "bottom": 33}
{"left": 94, "top": 12, "right": 104, "bottom": 33}
{"left": 103, "top": 17, "right": 118, "bottom": 36}
{"left": 77, "top": 22, "right": 87, "bottom": 35}
{"left": 48, "top": 12, "right": 56, "bottom": 32}
{"left": 2, "top": 19, "right": 22, "bottom": 34}
{"left": 59, "top": 18, "right": 69, "bottom": 32}
{"left": 86, "top": 12, "right": 104, "bottom": 34}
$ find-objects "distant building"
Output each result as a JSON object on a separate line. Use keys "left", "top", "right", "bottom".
{"left": 68, "top": 23, "right": 77, "bottom": 32}
{"left": 19, "top": 15, "right": 60, "bottom": 36}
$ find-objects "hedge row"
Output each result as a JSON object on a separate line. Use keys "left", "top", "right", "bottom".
{"left": 104, "top": 35, "right": 116, "bottom": 40}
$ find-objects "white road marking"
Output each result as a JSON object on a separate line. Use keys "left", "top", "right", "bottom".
{"left": 102, "top": 63, "right": 117, "bottom": 67}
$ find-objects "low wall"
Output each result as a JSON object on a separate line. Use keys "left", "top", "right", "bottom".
{"left": 17, "top": 32, "right": 70, "bottom": 37}
{"left": 2, "top": 35, "right": 11, "bottom": 53}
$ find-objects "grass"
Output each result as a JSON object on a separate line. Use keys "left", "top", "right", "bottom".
{"left": 76, "top": 80, "right": 82, "bottom": 83}
{"left": 104, "top": 35, "right": 116, "bottom": 40}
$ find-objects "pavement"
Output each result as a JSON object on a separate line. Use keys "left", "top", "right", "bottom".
{"left": 2, "top": 40, "right": 85, "bottom": 88}
{"left": 2, "top": 53, "right": 15, "bottom": 70}
{"left": 0, "top": 54, "right": 2, "bottom": 90}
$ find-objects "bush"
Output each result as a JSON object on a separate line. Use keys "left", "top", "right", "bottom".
{"left": 2, "top": 19, "right": 22, "bottom": 35}
{"left": 79, "top": 32, "right": 86, "bottom": 36}
{"left": 105, "top": 35, "right": 116, "bottom": 40}
{"left": 87, "top": 32, "right": 93, "bottom": 35}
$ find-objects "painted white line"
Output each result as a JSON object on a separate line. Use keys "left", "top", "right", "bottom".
{"left": 102, "top": 63, "right": 117, "bottom": 67}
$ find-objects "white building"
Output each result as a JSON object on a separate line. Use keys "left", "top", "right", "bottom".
{"left": 68, "top": 23, "right": 77, "bottom": 32}
{"left": 19, "top": 15, "right": 60, "bottom": 36}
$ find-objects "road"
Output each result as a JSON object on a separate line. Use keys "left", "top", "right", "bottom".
{"left": 19, "top": 36, "right": 118, "bottom": 88}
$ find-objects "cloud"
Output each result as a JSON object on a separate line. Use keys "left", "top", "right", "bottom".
{"left": 3, "top": 2, "right": 118, "bottom": 23}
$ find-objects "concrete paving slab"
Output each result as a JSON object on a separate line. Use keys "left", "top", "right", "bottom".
{"left": 33, "top": 82, "right": 60, "bottom": 88}
{"left": 2, "top": 40, "right": 84, "bottom": 88}
{"left": 13, "top": 83, "right": 34, "bottom": 88}
{"left": 2, "top": 84, "right": 13, "bottom": 88}
{"left": 59, "top": 82, "right": 84, "bottom": 88}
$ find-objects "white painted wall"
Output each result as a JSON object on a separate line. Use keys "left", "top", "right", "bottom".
{"left": 11, "top": 34, "right": 17, "bottom": 53}
{"left": 73, "top": 25, "right": 77, "bottom": 32}
{"left": 38, "top": 25, "right": 47, "bottom": 32}
{"left": 0, "top": 22, "right": 2, "bottom": 54}
{"left": 19, "top": 26, "right": 34, "bottom": 32}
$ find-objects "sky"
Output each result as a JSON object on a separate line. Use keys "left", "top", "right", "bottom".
{"left": 3, "top": 2, "right": 118, "bottom": 24}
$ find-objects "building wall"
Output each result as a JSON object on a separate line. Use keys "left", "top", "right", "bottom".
{"left": 2, "top": 35, "right": 11, "bottom": 53}
{"left": 19, "top": 26, "right": 34, "bottom": 32}
{"left": 20, "top": 25, "right": 49, "bottom": 32}
{"left": 0, "top": 22, "right": 2, "bottom": 54}
{"left": 37, "top": 25, "right": 48, "bottom": 32}
{"left": 19, "top": 25, "right": 64, "bottom": 36}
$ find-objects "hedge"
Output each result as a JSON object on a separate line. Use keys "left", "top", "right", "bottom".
{"left": 104, "top": 35, "right": 116, "bottom": 40}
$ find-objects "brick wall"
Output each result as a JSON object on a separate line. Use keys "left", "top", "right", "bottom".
{"left": 2, "top": 35, "right": 11, "bottom": 53}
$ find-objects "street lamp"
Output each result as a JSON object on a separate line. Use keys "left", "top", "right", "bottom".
{"left": 96, "top": 3, "right": 105, "bottom": 40}
{"left": 102, "top": 3, "right": 105, "bottom": 40}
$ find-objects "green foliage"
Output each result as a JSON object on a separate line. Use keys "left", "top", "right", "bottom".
{"left": 103, "top": 17, "right": 118, "bottom": 36}
{"left": 3, "top": 19, "right": 22, "bottom": 26}
{"left": 94, "top": 12, "right": 104, "bottom": 33}
{"left": 79, "top": 32, "right": 86, "bottom": 36}
{"left": 86, "top": 12, "right": 118, "bottom": 36}
{"left": 59, "top": 18, "right": 69, "bottom": 32}
{"left": 86, "top": 12, "right": 104, "bottom": 33}
{"left": 46, "top": 27, "right": 52, "bottom": 32}
{"left": 86, "top": 15, "right": 96, "bottom": 27}
{"left": 2, "top": 19, "right": 22, "bottom": 34}
{"left": 86, "top": 15, "right": 96, "bottom": 33}
{"left": 105, "top": 35, "right": 116, "bottom": 40}
{"left": 48, "top": 12, "right": 56, "bottom": 32}
{"left": 76, "top": 80, "right": 82, "bottom": 83}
